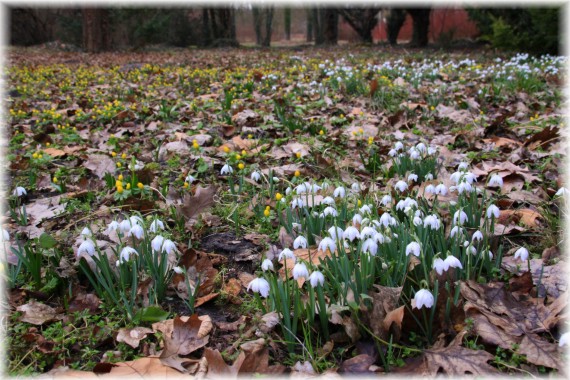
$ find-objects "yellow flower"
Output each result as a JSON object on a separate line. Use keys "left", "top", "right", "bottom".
{"left": 121, "top": 153, "right": 127, "bottom": 159}
{"left": 183, "top": 182, "right": 189, "bottom": 188}
{"left": 294, "top": 170, "right": 300, "bottom": 177}
{"left": 295, "top": 152, "right": 301, "bottom": 158}
{"left": 248, "top": 134, "right": 253, "bottom": 139}
{"left": 193, "top": 142, "right": 199, "bottom": 149}
{"left": 53, "top": 177, "right": 58, "bottom": 183}
{"left": 126, "top": 183, "right": 131, "bottom": 190}
{"left": 368, "top": 137, "right": 374, "bottom": 145}
{"left": 46, "top": 142, "right": 51, "bottom": 147}
{"left": 223, "top": 146, "right": 230, "bottom": 153}
{"left": 358, "top": 128, "right": 364, "bottom": 134}
{"left": 264, "top": 209, "right": 270, "bottom": 217}
{"left": 238, "top": 163, "right": 245, "bottom": 170}
{"left": 241, "top": 150, "right": 247, "bottom": 156}
{"left": 430, "top": 106, "right": 435, "bottom": 111}
{"left": 117, "top": 186, "right": 123, "bottom": 194}
{"left": 357, "top": 199, "right": 362, "bottom": 207}
{"left": 319, "top": 130, "right": 324, "bottom": 135}
{"left": 118, "top": 174, "right": 124, "bottom": 181}
{"left": 236, "top": 154, "right": 241, "bottom": 160}
{"left": 137, "top": 182, "right": 144, "bottom": 189}
{"left": 32, "top": 152, "right": 38, "bottom": 159}
{"left": 116, "top": 180, "right": 123, "bottom": 187}
{"left": 116, "top": 162, "right": 122, "bottom": 168}
{"left": 38, "top": 154, "right": 43, "bottom": 159}
{"left": 275, "top": 193, "right": 283, "bottom": 201}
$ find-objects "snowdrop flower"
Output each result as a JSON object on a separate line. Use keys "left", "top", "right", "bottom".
{"left": 388, "top": 149, "right": 397, "bottom": 157}
{"left": 360, "top": 226, "right": 377, "bottom": 239}
{"left": 435, "top": 184, "right": 448, "bottom": 196}
{"left": 285, "top": 186, "right": 292, "bottom": 195}
{"left": 457, "top": 162, "right": 469, "bottom": 171}
{"left": 13, "top": 187, "right": 27, "bottom": 197}
{"left": 328, "top": 226, "right": 344, "bottom": 240}
{"left": 381, "top": 194, "right": 392, "bottom": 206}
{"left": 291, "top": 197, "right": 304, "bottom": 209}
{"left": 425, "top": 184, "right": 436, "bottom": 195}
{"left": 129, "top": 215, "right": 143, "bottom": 226}
{"left": 261, "top": 259, "right": 274, "bottom": 272}
{"left": 486, "top": 204, "right": 500, "bottom": 219}
{"left": 295, "top": 183, "right": 308, "bottom": 194}
{"left": 185, "top": 174, "right": 196, "bottom": 184}
{"left": 321, "top": 182, "right": 330, "bottom": 190}
{"left": 149, "top": 219, "right": 165, "bottom": 233}
{"left": 120, "top": 246, "right": 138, "bottom": 263}
{"left": 408, "top": 173, "right": 418, "bottom": 183}
{"left": 352, "top": 213, "right": 363, "bottom": 225}
{"left": 555, "top": 187, "right": 569, "bottom": 197}
{"left": 359, "top": 204, "right": 372, "bottom": 214}
{"left": 77, "top": 239, "right": 96, "bottom": 257}
{"left": 119, "top": 219, "right": 132, "bottom": 234}
{"left": 351, "top": 182, "right": 361, "bottom": 193}
{"left": 559, "top": 332, "right": 570, "bottom": 347}
{"left": 413, "top": 216, "right": 422, "bottom": 226}
{"left": 322, "top": 196, "right": 335, "bottom": 205}
{"left": 453, "top": 182, "right": 472, "bottom": 194}
{"left": 423, "top": 214, "right": 441, "bottom": 230}
{"left": 406, "top": 241, "right": 421, "bottom": 257}
{"left": 309, "top": 271, "right": 325, "bottom": 288}
{"left": 250, "top": 171, "right": 261, "bottom": 182}
{"left": 394, "top": 180, "right": 408, "bottom": 193}
{"left": 129, "top": 224, "right": 144, "bottom": 240}
{"left": 161, "top": 239, "right": 177, "bottom": 255}
{"left": 293, "top": 236, "right": 308, "bottom": 249}
{"left": 425, "top": 172, "right": 434, "bottom": 181}
{"left": 409, "top": 149, "right": 420, "bottom": 160}
{"left": 151, "top": 235, "right": 165, "bottom": 252}
{"left": 333, "top": 186, "right": 346, "bottom": 198}
{"left": 323, "top": 206, "right": 338, "bottom": 217}
{"left": 80, "top": 227, "right": 92, "bottom": 239}
{"left": 292, "top": 262, "right": 309, "bottom": 280}
{"left": 444, "top": 255, "right": 463, "bottom": 270}
{"left": 414, "top": 289, "right": 434, "bottom": 309}
{"left": 487, "top": 174, "right": 503, "bottom": 188}
{"left": 173, "top": 266, "right": 184, "bottom": 274}
{"left": 1, "top": 228, "right": 9, "bottom": 241}
{"left": 106, "top": 221, "right": 119, "bottom": 234}
{"left": 514, "top": 247, "right": 529, "bottom": 261}
{"left": 362, "top": 238, "right": 378, "bottom": 255}
{"left": 472, "top": 230, "right": 484, "bottom": 242}
{"left": 344, "top": 226, "right": 360, "bottom": 241}
{"left": 416, "top": 142, "right": 427, "bottom": 153}
{"left": 278, "top": 248, "right": 296, "bottom": 262}
{"left": 374, "top": 233, "right": 386, "bottom": 244}
{"left": 394, "top": 141, "right": 404, "bottom": 151}
{"left": 318, "top": 237, "right": 336, "bottom": 253}
{"left": 247, "top": 278, "right": 270, "bottom": 298}
{"left": 379, "top": 213, "right": 396, "bottom": 227}
{"left": 220, "top": 164, "right": 233, "bottom": 175}
{"left": 433, "top": 258, "right": 448, "bottom": 275}
{"left": 453, "top": 210, "right": 468, "bottom": 225}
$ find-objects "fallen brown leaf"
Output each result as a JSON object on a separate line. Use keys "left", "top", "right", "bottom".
{"left": 17, "top": 300, "right": 63, "bottom": 325}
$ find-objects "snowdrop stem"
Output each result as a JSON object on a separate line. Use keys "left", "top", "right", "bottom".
{"left": 254, "top": 292, "right": 266, "bottom": 314}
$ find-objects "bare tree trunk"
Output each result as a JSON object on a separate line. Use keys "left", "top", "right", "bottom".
{"left": 252, "top": 8, "right": 262, "bottom": 45}
{"left": 82, "top": 8, "right": 110, "bottom": 53}
{"left": 386, "top": 9, "right": 406, "bottom": 45}
{"left": 408, "top": 8, "right": 431, "bottom": 47}
{"left": 284, "top": 8, "right": 291, "bottom": 40}
{"left": 339, "top": 8, "right": 380, "bottom": 43}
{"left": 252, "top": 7, "right": 274, "bottom": 47}
{"left": 322, "top": 8, "right": 338, "bottom": 45}
{"left": 306, "top": 9, "right": 314, "bottom": 42}
{"left": 262, "top": 7, "right": 274, "bottom": 47}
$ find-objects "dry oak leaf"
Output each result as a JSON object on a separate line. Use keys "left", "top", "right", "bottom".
{"left": 177, "top": 185, "right": 217, "bottom": 222}
{"left": 43, "top": 147, "right": 66, "bottom": 157}
{"left": 103, "top": 357, "right": 190, "bottom": 378}
{"left": 17, "top": 300, "right": 63, "bottom": 325}
{"left": 364, "top": 285, "right": 403, "bottom": 341}
{"left": 116, "top": 326, "right": 154, "bottom": 348}
{"left": 83, "top": 154, "right": 116, "bottom": 179}
{"left": 497, "top": 208, "right": 542, "bottom": 228}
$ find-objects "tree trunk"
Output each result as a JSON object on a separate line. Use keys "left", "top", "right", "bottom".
{"left": 284, "top": 8, "right": 291, "bottom": 40}
{"left": 306, "top": 9, "right": 314, "bottom": 42}
{"left": 408, "top": 8, "right": 431, "bottom": 47}
{"left": 314, "top": 9, "right": 324, "bottom": 45}
{"left": 82, "top": 8, "right": 110, "bottom": 53}
{"left": 339, "top": 8, "right": 380, "bottom": 43}
{"left": 252, "top": 8, "right": 262, "bottom": 45}
{"left": 253, "top": 7, "right": 274, "bottom": 47}
{"left": 322, "top": 8, "right": 338, "bottom": 45}
{"left": 386, "top": 9, "right": 406, "bottom": 46}
{"left": 262, "top": 7, "right": 274, "bottom": 47}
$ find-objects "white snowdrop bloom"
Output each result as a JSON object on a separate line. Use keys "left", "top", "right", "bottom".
{"left": 120, "top": 246, "right": 138, "bottom": 263}
{"left": 1, "top": 228, "right": 9, "bottom": 241}
{"left": 381, "top": 194, "right": 392, "bottom": 206}
{"left": 425, "top": 184, "right": 436, "bottom": 195}
{"left": 149, "top": 219, "right": 165, "bottom": 233}
{"left": 308, "top": 183, "right": 322, "bottom": 193}
{"left": 457, "top": 162, "right": 469, "bottom": 171}
{"left": 322, "top": 196, "right": 335, "bottom": 205}
{"left": 463, "top": 172, "right": 477, "bottom": 184}
{"left": 394, "top": 181, "right": 408, "bottom": 193}
{"left": 129, "top": 215, "right": 143, "bottom": 226}
{"left": 444, "top": 255, "right": 463, "bottom": 269}
{"left": 351, "top": 182, "right": 361, "bottom": 193}
{"left": 450, "top": 226, "right": 463, "bottom": 238}
{"left": 559, "top": 332, "right": 570, "bottom": 347}
{"left": 285, "top": 186, "right": 292, "bottom": 195}
{"left": 388, "top": 149, "right": 397, "bottom": 157}
{"left": 261, "top": 259, "right": 274, "bottom": 272}
{"left": 118, "top": 220, "right": 131, "bottom": 234}
{"left": 151, "top": 235, "right": 165, "bottom": 253}
{"left": 352, "top": 213, "right": 363, "bottom": 225}
{"left": 344, "top": 226, "right": 360, "bottom": 241}
{"left": 415, "top": 143, "right": 427, "bottom": 153}
{"left": 80, "top": 227, "right": 92, "bottom": 238}
{"left": 295, "top": 183, "right": 308, "bottom": 194}
{"left": 406, "top": 241, "right": 421, "bottom": 257}
{"left": 278, "top": 248, "right": 296, "bottom": 262}
{"left": 173, "top": 266, "right": 184, "bottom": 274}
{"left": 425, "top": 173, "right": 434, "bottom": 181}
{"left": 466, "top": 245, "right": 477, "bottom": 255}
{"left": 129, "top": 224, "right": 144, "bottom": 240}
{"left": 455, "top": 182, "right": 473, "bottom": 194}
{"left": 433, "top": 258, "right": 448, "bottom": 275}
{"left": 328, "top": 226, "right": 344, "bottom": 240}
{"left": 333, "top": 186, "right": 346, "bottom": 198}
{"left": 414, "top": 209, "right": 423, "bottom": 218}
{"left": 453, "top": 210, "right": 468, "bottom": 225}
{"left": 362, "top": 238, "right": 378, "bottom": 255}
{"left": 360, "top": 226, "right": 377, "bottom": 240}
{"left": 435, "top": 184, "right": 448, "bottom": 195}
{"left": 106, "top": 221, "right": 119, "bottom": 235}
{"left": 396, "top": 199, "right": 407, "bottom": 211}
{"left": 292, "top": 262, "right": 309, "bottom": 280}
{"left": 247, "top": 278, "right": 270, "bottom": 298}
{"left": 414, "top": 289, "right": 434, "bottom": 309}
{"left": 309, "top": 271, "right": 325, "bottom": 288}
{"left": 77, "top": 239, "right": 96, "bottom": 257}
{"left": 318, "top": 237, "right": 336, "bottom": 253}
{"left": 488, "top": 174, "right": 503, "bottom": 188}
{"left": 250, "top": 171, "right": 261, "bottom": 182}
{"left": 472, "top": 230, "right": 484, "bottom": 242}
{"left": 413, "top": 216, "right": 422, "bottom": 226}
{"left": 486, "top": 204, "right": 500, "bottom": 219}
{"left": 514, "top": 247, "right": 529, "bottom": 261}
{"left": 321, "top": 182, "right": 330, "bottom": 190}
{"left": 13, "top": 186, "right": 27, "bottom": 197}
{"left": 450, "top": 171, "right": 462, "bottom": 184}
{"left": 374, "top": 233, "right": 386, "bottom": 244}
{"left": 423, "top": 214, "right": 441, "bottom": 230}
{"left": 427, "top": 147, "right": 437, "bottom": 155}
{"left": 323, "top": 206, "right": 338, "bottom": 217}
{"left": 161, "top": 239, "right": 177, "bottom": 255}
{"left": 379, "top": 213, "right": 396, "bottom": 227}
{"left": 359, "top": 204, "right": 372, "bottom": 214}
{"left": 185, "top": 174, "right": 196, "bottom": 184}
{"left": 408, "top": 173, "right": 419, "bottom": 183}
{"left": 394, "top": 141, "right": 404, "bottom": 151}
{"left": 555, "top": 187, "right": 569, "bottom": 197}
{"left": 409, "top": 149, "right": 420, "bottom": 160}
{"left": 291, "top": 197, "right": 304, "bottom": 209}
{"left": 220, "top": 164, "right": 233, "bottom": 175}
{"left": 293, "top": 236, "right": 308, "bottom": 249}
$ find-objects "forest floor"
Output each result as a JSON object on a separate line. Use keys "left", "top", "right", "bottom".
{"left": 3, "top": 45, "right": 568, "bottom": 377}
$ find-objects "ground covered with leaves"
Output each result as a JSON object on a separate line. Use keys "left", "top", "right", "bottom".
{"left": 4, "top": 45, "right": 568, "bottom": 377}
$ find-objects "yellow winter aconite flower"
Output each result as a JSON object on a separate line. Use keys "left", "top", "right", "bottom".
{"left": 368, "top": 137, "right": 374, "bottom": 145}
{"left": 121, "top": 153, "right": 127, "bottom": 159}
{"left": 241, "top": 150, "right": 246, "bottom": 156}
{"left": 118, "top": 174, "right": 124, "bottom": 181}
{"left": 46, "top": 142, "right": 51, "bottom": 147}
{"left": 238, "top": 163, "right": 245, "bottom": 170}
{"left": 264, "top": 208, "right": 270, "bottom": 217}
{"left": 137, "top": 182, "right": 144, "bottom": 189}
{"left": 117, "top": 186, "right": 123, "bottom": 194}
{"left": 275, "top": 193, "right": 283, "bottom": 201}
{"left": 294, "top": 170, "right": 300, "bottom": 177}
{"left": 319, "top": 130, "right": 325, "bottom": 135}
{"left": 116, "top": 180, "right": 123, "bottom": 187}
{"left": 53, "top": 177, "right": 58, "bottom": 183}
{"left": 32, "top": 152, "right": 38, "bottom": 159}
{"left": 223, "top": 146, "right": 230, "bottom": 153}
{"left": 357, "top": 199, "right": 362, "bottom": 207}
{"left": 296, "top": 152, "right": 301, "bottom": 158}
{"left": 183, "top": 182, "right": 189, "bottom": 188}
{"left": 236, "top": 154, "right": 241, "bottom": 160}
{"left": 126, "top": 183, "right": 131, "bottom": 190}
{"left": 116, "top": 162, "right": 122, "bottom": 168}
